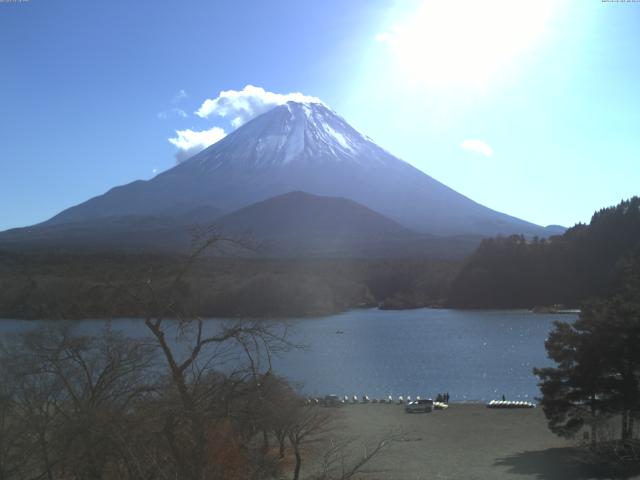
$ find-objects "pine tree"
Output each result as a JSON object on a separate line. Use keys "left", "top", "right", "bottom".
{"left": 534, "top": 249, "right": 640, "bottom": 445}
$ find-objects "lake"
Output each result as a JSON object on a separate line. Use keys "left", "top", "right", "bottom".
{"left": 0, "top": 308, "right": 576, "bottom": 402}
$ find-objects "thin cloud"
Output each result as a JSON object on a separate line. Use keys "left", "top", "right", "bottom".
{"left": 168, "top": 126, "right": 226, "bottom": 163}
{"left": 157, "top": 108, "right": 188, "bottom": 120}
{"left": 195, "top": 84, "right": 322, "bottom": 127}
{"left": 158, "top": 90, "right": 189, "bottom": 119}
{"left": 172, "top": 89, "right": 188, "bottom": 104}
{"left": 461, "top": 139, "right": 493, "bottom": 157}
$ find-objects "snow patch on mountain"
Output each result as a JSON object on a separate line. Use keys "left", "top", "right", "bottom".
{"left": 322, "top": 123, "right": 353, "bottom": 153}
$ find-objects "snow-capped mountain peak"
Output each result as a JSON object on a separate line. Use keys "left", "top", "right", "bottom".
{"left": 39, "top": 99, "right": 552, "bottom": 238}
{"left": 181, "top": 101, "right": 396, "bottom": 171}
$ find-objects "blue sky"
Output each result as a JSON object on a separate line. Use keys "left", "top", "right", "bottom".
{"left": 1, "top": 0, "right": 638, "bottom": 231}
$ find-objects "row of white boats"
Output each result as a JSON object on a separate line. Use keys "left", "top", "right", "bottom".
{"left": 307, "top": 394, "right": 442, "bottom": 405}
{"left": 305, "top": 395, "right": 537, "bottom": 409}
{"left": 486, "top": 400, "right": 536, "bottom": 409}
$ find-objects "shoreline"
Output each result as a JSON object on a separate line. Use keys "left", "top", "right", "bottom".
{"left": 0, "top": 305, "right": 579, "bottom": 322}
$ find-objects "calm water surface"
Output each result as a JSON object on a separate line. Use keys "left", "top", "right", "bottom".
{"left": 0, "top": 308, "right": 576, "bottom": 402}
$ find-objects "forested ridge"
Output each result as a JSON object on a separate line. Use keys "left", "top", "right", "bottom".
{"left": 448, "top": 197, "right": 640, "bottom": 308}
{"left": 0, "top": 253, "right": 458, "bottom": 319}
{"left": 2, "top": 197, "right": 638, "bottom": 318}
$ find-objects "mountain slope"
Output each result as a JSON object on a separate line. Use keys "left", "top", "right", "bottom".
{"left": 0, "top": 215, "right": 194, "bottom": 252}
{"left": 211, "top": 191, "right": 439, "bottom": 257}
{"left": 215, "top": 191, "right": 412, "bottom": 240}
{"left": 0, "top": 191, "right": 482, "bottom": 258}
{"left": 40, "top": 101, "right": 556, "bottom": 237}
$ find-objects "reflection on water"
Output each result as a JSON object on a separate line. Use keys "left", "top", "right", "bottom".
{"left": 0, "top": 308, "right": 576, "bottom": 402}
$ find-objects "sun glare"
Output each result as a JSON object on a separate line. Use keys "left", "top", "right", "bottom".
{"left": 378, "top": 0, "right": 555, "bottom": 89}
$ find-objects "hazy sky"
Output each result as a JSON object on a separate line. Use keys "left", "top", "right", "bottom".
{"left": 1, "top": 0, "right": 638, "bottom": 231}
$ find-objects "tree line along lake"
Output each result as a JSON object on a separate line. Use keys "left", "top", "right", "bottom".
{"left": 0, "top": 308, "right": 576, "bottom": 402}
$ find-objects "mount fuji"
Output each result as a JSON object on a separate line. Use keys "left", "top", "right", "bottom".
{"left": 0, "top": 101, "right": 562, "bottom": 254}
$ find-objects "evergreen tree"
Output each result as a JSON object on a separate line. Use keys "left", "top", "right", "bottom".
{"left": 534, "top": 249, "right": 640, "bottom": 444}
{"left": 449, "top": 196, "right": 640, "bottom": 308}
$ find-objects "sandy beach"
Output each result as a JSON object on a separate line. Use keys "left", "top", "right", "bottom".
{"left": 321, "top": 403, "right": 632, "bottom": 480}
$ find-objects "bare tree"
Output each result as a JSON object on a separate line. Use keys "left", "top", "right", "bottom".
{"left": 117, "top": 232, "right": 297, "bottom": 480}
{"left": 312, "top": 434, "right": 399, "bottom": 480}
{"left": 281, "top": 401, "right": 399, "bottom": 480}
{"left": 0, "top": 231, "right": 396, "bottom": 480}
{"left": 0, "top": 379, "right": 23, "bottom": 480}
{"left": 0, "top": 323, "right": 158, "bottom": 480}
{"left": 286, "top": 404, "right": 335, "bottom": 480}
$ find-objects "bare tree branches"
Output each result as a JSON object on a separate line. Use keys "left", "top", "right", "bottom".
{"left": 313, "top": 433, "right": 401, "bottom": 480}
{"left": 0, "top": 231, "right": 396, "bottom": 480}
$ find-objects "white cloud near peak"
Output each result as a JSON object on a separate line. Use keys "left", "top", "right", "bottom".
{"left": 168, "top": 126, "right": 227, "bottom": 163}
{"left": 460, "top": 139, "right": 494, "bottom": 157}
{"left": 167, "top": 85, "right": 322, "bottom": 163}
{"left": 195, "top": 84, "right": 322, "bottom": 127}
